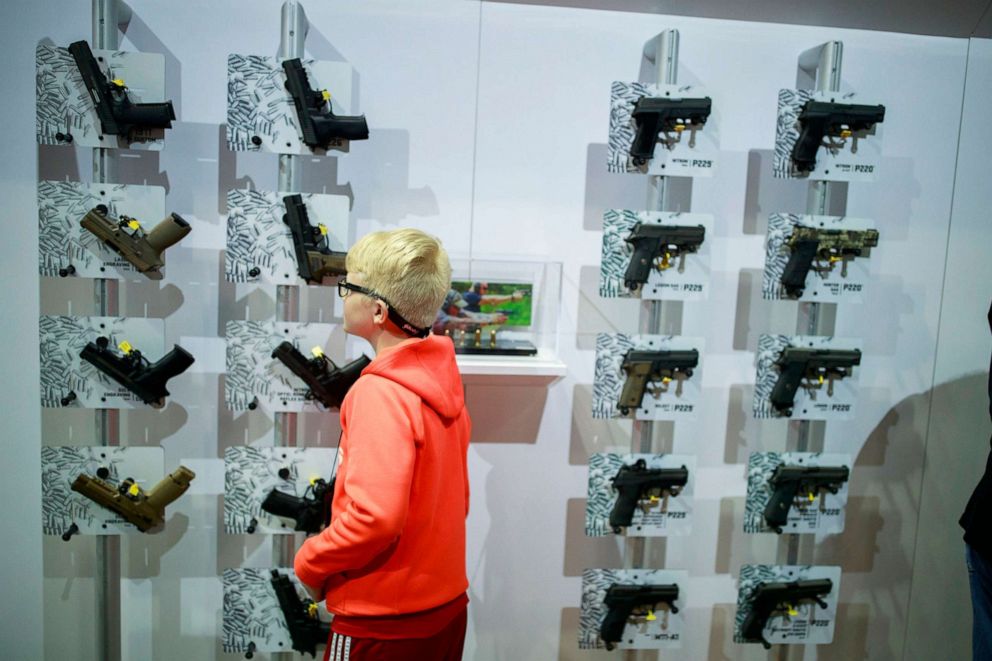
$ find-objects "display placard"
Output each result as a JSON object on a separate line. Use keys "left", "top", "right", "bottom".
{"left": 41, "top": 446, "right": 165, "bottom": 536}
{"left": 224, "top": 446, "right": 337, "bottom": 535}
{"left": 593, "top": 333, "right": 703, "bottom": 421}
{"left": 735, "top": 565, "right": 841, "bottom": 646}
{"left": 586, "top": 453, "right": 695, "bottom": 537}
{"left": 225, "top": 320, "right": 354, "bottom": 412}
{"left": 762, "top": 214, "right": 877, "bottom": 302}
{"left": 773, "top": 89, "right": 884, "bottom": 182}
{"left": 226, "top": 54, "right": 355, "bottom": 155}
{"left": 224, "top": 189, "right": 350, "bottom": 285}
{"left": 599, "top": 209, "right": 712, "bottom": 301}
{"left": 36, "top": 44, "right": 168, "bottom": 150}
{"left": 580, "top": 568, "right": 687, "bottom": 650}
{"left": 39, "top": 315, "right": 165, "bottom": 409}
{"left": 222, "top": 567, "right": 330, "bottom": 655}
{"left": 744, "top": 452, "right": 851, "bottom": 534}
{"left": 607, "top": 82, "right": 718, "bottom": 177}
{"left": 38, "top": 181, "right": 167, "bottom": 280}
{"left": 753, "top": 334, "right": 862, "bottom": 420}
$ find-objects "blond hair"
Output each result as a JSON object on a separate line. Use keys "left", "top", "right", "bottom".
{"left": 345, "top": 228, "right": 452, "bottom": 329}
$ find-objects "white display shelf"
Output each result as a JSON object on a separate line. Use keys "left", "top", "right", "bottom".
{"left": 457, "top": 349, "right": 567, "bottom": 380}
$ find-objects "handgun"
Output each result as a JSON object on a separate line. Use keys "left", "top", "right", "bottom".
{"left": 269, "top": 570, "right": 331, "bottom": 658}
{"left": 282, "top": 58, "right": 369, "bottom": 150}
{"left": 791, "top": 100, "right": 885, "bottom": 172}
{"left": 80, "top": 204, "right": 191, "bottom": 280}
{"left": 261, "top": 477, "right": 334, "bottom": 534}
{"left": 282, "top": 194, "right": 347, "bottom": 284}
{"left": 770, "top": 346, "right": 861, "bottom": 416}
{"left": 762, "top": 464, "right": 850, "bottom": 533}
{"left": 79, "top": 336, "right": 195, "bottom": 407}
{"left": 618, "top": 349, "right": 699, "bottom": 415}
{"left": 600, "top": 582, "right": 680, "bottom": 650}
{"left": 271, "top": 342, "right": 371, "bottom": 410}
{"left": 70, "top": 465, "right": 195, "bottom": 532}
{"left": 741, "top": 578, "right": 833, "bottom": 649}
{"left": 780, "top": 226, "right": 879, "bottom": 297}
{"left": 67, "top": 40, "right": 175, "bottom": 139}
{"left": 609, "top": 459, "right": 689, "bottom": 533}
{"left": 624, "top": 223, "right": 706, "bottom": 291}
{"left": 629, "top": 96, "right": 712, "bottom": 165}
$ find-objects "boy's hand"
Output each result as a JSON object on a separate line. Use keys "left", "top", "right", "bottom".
{"left": 302, "top": 581, "right": 323, "bottom": 603}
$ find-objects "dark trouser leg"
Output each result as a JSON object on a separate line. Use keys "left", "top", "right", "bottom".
{"left": 967, "top": 543, "right": 992, "bottom": 661}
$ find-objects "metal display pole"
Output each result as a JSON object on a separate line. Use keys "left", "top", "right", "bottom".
{"left": 624, "top": 29, "right": 679, "bottom": 661}
{"left": 274, "top": 6, "right": 307, "bottom": 651}
{"left": 780, "top": 40, "right": 843, "bottom": 661}
{"left": 92, "top": 1, "right": 124, "bottom": 659}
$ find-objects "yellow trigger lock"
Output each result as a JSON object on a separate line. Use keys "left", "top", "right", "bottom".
{"left": 127, "top": 483, "right": 141, "bottom": 497}
{"left": 118, "top": 341, "right": 133, "bottom": 354}
{"left": 840, "top": 129, "right": 852, "bottom": 138}
{"left": 318, "top": 224, "right": 328, "bottom": 236}
{"left": 310, "top": 346, "right": 325, "bottom": 359}
{"left": 111, "top": 78, "right": 126, "bottom": 88}
{"left": 787, "top": 606, "right": 799, "bottom": 617}
{"left": 307, "top": 602, "right": 319, "bottom": 618}
{"left": 646, "top": 610, "right": 657, "bottom": 621}
{"left": 674, "top": 124, "right": 685, "bottom": 133}
{"left": 321, "top": 90, "right": 331, "bottom": 102}
{"left": 127, "top": 219, "right": 141, "bottom": 231}
{"left": 818, "top": 375, "right": 825, "bottom": 385}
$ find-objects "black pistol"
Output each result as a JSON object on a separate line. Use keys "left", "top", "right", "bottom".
{"left": 282, "top": 194, "right": 348, "bottom": 284}
{"left": 770, "top": 346, "right": 861, "bottom": 416}
{"left": 67, "top": 40, "right": 175, "bottom": 139}
{"left": 600, "top": 582, "right": 680, "bottom": 651}
{"left": 741, "top": 578, "right": 833, "bottom": 649}
{"left": 609, "top": 459, "right": 689, "bottom": 533}
{"left": 629, "top": 96, "right": 711, "bottom": 165}
{"left": 79, "top": 336, "right": 194, "bottom": 407}
{"left": 791, "top": 100, "right": 885, "bottom": 172}
{"left": 271, "top": 342, "right": 370, "bottom": 409}
{"left": 269, "top": 570, "right": 330, "bottom": 657}
{"left": 762, "top": 464, "right": 850, "bottom": 533}
{"left": 282, "top": 58, "right": 369, "bottom": 149}
{"left": 261, "top": 477, "right": 334, "bottom": 534}
{"left": 624, "top": 223, "right": 705, "bottom": 291}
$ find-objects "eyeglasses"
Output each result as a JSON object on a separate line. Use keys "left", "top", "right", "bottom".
{"left": 337, "top": 280, "right": 380, "bottom": 301}
{"left": 336, "top": 279, "right": 430, "bottom": 339}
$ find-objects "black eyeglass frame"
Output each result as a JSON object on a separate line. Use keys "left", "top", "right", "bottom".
{"left": 337, "top": 280, "right": 430, "bottom": 338}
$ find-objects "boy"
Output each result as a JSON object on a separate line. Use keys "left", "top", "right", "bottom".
{"left": 294, "top": 228, "right": 471, "bottom": 661}
{"left": 961, "top": 301, "right": 992, "bottom": 660}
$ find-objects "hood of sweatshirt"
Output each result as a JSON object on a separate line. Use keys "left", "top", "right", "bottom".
{"left": 361, "top": 334, "right": 464, "bottom": 420}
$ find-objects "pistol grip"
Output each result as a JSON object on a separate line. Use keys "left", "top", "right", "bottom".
{"left": 791, "top": 120, "right": 824, "bottom": 172}
{"left": 624, "top": 242, "right": 656, "bottom": 291}
{"left": 781, "top": 238, "right": 820, "bottom": 297}
{"left": 599, "top": 606, "right": 632, "bottom": 650}
{"left": 630, "top": 111, "right": 662, "bottom": 164}
{"left": 770, "top": 360, "right": 806, "bottom": 415}
{"left": 618, "top": 370, "right": 650, "bottom": 415}
{"left": 762, "top": 480, "right": 800, "bottom": 533}
{"left": 609, "top": 487, "right": 643, "bottom": 533}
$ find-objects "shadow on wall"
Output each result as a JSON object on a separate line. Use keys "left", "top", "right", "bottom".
{"left": 556, "top": 607, "right": 616, "bottom": 661}
{"left": 464, "top": 375, "right": 550, "bottom": 444}
{"left": 567, "top": 383, "right": 637, "bottom": 463}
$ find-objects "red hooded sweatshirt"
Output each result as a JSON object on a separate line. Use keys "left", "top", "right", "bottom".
{"left": 294, "top": 334, "right": 471, "bottom": 633}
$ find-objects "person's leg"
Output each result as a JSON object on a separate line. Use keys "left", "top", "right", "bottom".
{"left": 967, "top": 543, "right": 992, "bottom": 660}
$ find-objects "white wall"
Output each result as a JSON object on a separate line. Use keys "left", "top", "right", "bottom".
{"left": 903, "top": 37, "right": 992, "bottom": 660}
{"left": 1, "top": 1, "right": 987, "bottom": 660}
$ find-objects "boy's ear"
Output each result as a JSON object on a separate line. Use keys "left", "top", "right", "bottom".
{"left": 372, "top": 299, "right": 389, "bottom": 325}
